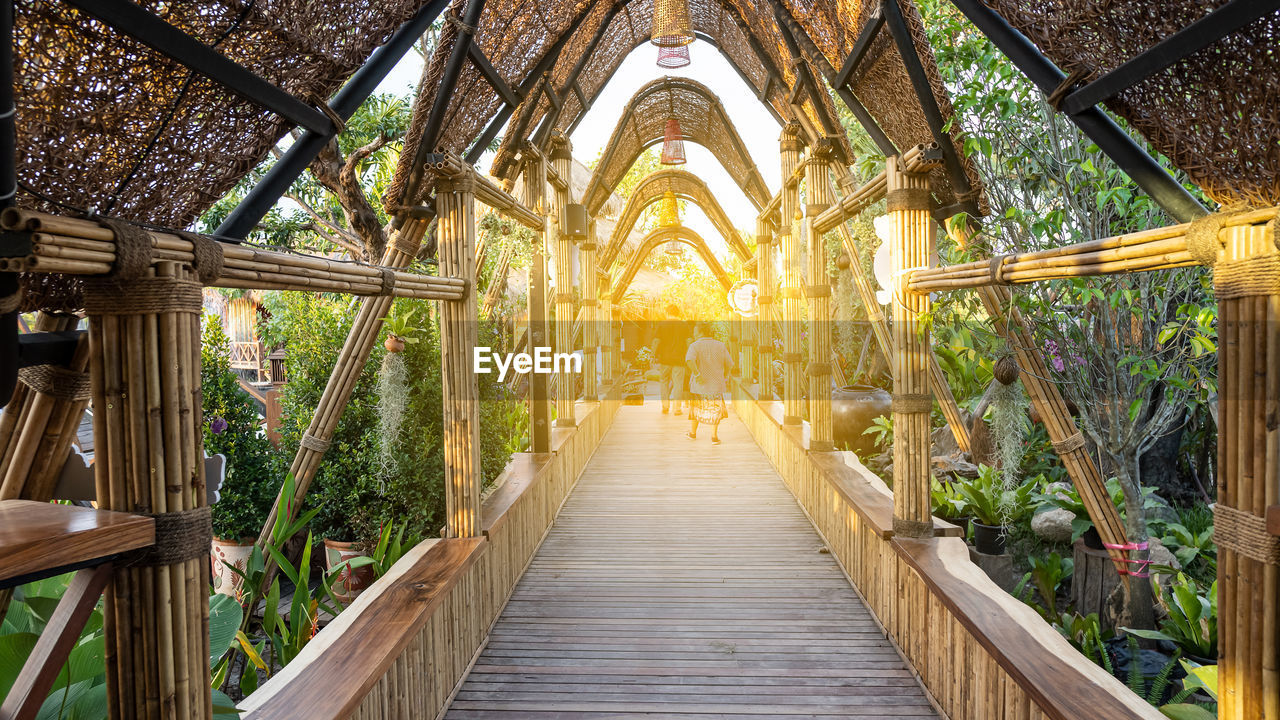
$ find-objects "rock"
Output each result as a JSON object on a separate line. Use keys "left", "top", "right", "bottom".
{"left": 968, "top": 418, "right": 995, "bottom": 467}
{"left": 1147, "top": 536, "right": 1181, "bottom": 579}
{"left": 930, "top": 424, "right": 961, "bottom": 458}
{"left": 1145, "top": 492, "right": 1179, "bottom": 526}
{"left": 1031, "top": 508, "right": 1076, "bottom": 544}
{"left": 932, "top": 454, "right": 980, "bottom": 479}
{"left": 1043, "top": 481, "right": 1074, "bottom": 503}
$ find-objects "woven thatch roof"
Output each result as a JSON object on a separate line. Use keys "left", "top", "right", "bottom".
{"left": 15, "top": 0, "right": 431, "bottom": 227}
{"left": 983, "top": 1, "right": 1280, "bottom": 206}
{"left": 389, "top": 0, "right": 980, "bottom": 213}
{"left": 600, "top": 168, "right": 751, "bottom": 269}
{"left": 614, "top": 225, "right": 733, "bottom": 296}
{"left": 581, "top": 77, "right": 771, "bottom": 217}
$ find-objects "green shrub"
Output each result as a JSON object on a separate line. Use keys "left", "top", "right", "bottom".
{"left": 202, "top": 316, "right": 281, "bottom": 541}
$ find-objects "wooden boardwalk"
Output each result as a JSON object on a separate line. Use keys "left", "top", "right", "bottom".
{"left": 446, "top": 405, "right": 938, "bottom": 719}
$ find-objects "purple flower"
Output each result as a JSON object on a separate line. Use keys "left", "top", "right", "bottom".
{"left": 1043, "top": 339, "right": 1065, "bottom": 372}
{"left": 209, "top": 417, "right": 228, "bottom": 435}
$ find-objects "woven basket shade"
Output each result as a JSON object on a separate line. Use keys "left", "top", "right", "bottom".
{"left": 657, "top": 190, "right": 680, "bottom": 227}
{"left": 660, "top": 118, "right": 686, "bottom": 165}
{"left": 656, "top": 45, "right": 690, "bottom": 69}
{"left": 651, "top": 0, "right": 694, "bottom": 47}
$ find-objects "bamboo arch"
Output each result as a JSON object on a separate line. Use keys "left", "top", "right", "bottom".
{"left": 612, "top": 226, "right": 734, "bottom": 299}
{"left": 600, "top": 168, "right": 751, "bottom": 269}
{"left": 581, "top": 77, "right": 772, "bottom": 215}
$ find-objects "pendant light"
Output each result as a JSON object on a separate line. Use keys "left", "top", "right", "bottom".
{"left": 651, "top": 0, "right": 695, "bottom": 48}
{"left": 657, "top": 190, "right": 680, "bottom": 227}
{"left": 660, "top": 118, "right": 686, "bottom": 165}
{"left": 656, "top": 44, "right": 691, "bottom": 69}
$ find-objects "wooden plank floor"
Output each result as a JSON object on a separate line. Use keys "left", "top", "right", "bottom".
{"left": 445, "top": 405, "right": 938, "bottom": 719}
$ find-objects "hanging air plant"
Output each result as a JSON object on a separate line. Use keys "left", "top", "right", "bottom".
{"left": 657, "top": 190, "right": 681, "bottom": 227}
{"left": 989, "top": 354, "right": 1030, "bottom": 523}
{"left": 377, "top": 306, "right": 420, "bottom": 489}
{"left": 661, "top": 118, "right": 686, "bottom": 165}
{"left": 656, "top": 45, "right": 690, "bottom": 69}
{"left": 651, "top": 0, "right": 695, "bottom": 47}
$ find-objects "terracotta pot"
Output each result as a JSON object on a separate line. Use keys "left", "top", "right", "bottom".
{"left": 324, "top": 538, "right": 376, "bottom": 603}
{"left": 211, "top": 537, "right": 255, "bottom": 601}
{"left": 384, "top": 334, "right": 405, "bottom": 353}
{"left": 831, "top": 385, "right": 891, "bottom": 454}
{"left": 971, "top": 522, "right": 1007, "bottom": 555}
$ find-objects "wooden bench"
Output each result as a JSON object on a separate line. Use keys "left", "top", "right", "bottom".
{"left": 0, "top": 500, "right": 154, "bottom": 720}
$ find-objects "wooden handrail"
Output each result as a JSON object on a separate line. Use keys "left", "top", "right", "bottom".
{"left": 239, "top": 537, "right": 487, "bottom": 720}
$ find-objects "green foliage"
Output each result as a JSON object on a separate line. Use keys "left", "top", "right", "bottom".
{"left": 955, "top": 465, "right": 1036, "bottom": 527}
{"left": 1, "top": 573, "right": 245, "bottom": 719}
{"left": 381, "top": 306, "right": 421, "bottom": 344}
{"left": 1160, "top": 522, "right": 1217, "bottom": 577}
{"left": 1052, "top": 611, "right": 1114, "bottom": 668}
{"left": 1012, "top": 552, "right": 1073, "bottom": 619}
{"left": 929, "top": 476, "right": 967, "bottom": 521}
{"left": 202, "top": 317, "right": 280, "bottom": 541}
{"left": 1036, "top": 477, "right": 1161, "bottom": 543}
{"left": 1124, "top": 573, "right": 1217, "bottom": 659}
{"left": 861, "top": 414, "right": 893, "bottom": 450}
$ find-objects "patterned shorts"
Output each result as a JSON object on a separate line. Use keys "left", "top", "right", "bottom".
{"left": 692, "top": 394, "right": 726, "bottom": 424}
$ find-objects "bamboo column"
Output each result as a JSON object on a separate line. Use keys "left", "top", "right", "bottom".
{"left": 522, "top": 150, "right": 552, "bottom": 453}
{"left": 0, "top": 312, "right": 91, "bottom": 501}
{"left": 738, "top": 260, "right": 756, "bottom": 383}
{"left": 437, "top": 180, "right": 482, "bottom": 538}
{"left": 888, "top": 157, "right": 934, "bottom": 537}
{"left": 805, "top": 141, "right": 836, "bottom": 451}
{"left": 944, "top": 221, "right": 1132, "bottom": 573}
{"left": 87, "top": 262, "right": 211, "bottom": 720}
{"left": 256, "top": 215, "right": 428, "bottom": 547}
{"left": 599, "top": 273, "right": 613, "bottom": 388}
{"left": 1211, "top": 219, "right": 1279, "bottom": 719}
{"left": 581, "top": 219, "right": 598, "bottom": 402}
{"left": 779, "top": 124, "right": 806, "bottom": 424}
{"left": 756, "top": 216, "right": 775, "bottom": 399}
{"left": 550, "top": 135, "right": 576, "bottom": 427}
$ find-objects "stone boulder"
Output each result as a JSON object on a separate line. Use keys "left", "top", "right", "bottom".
{"left": 1031, "top": 508, "right": 1076, "bottom": 544}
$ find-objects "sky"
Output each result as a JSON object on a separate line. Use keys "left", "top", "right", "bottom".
{"left": 366, "top": 39, "right": 783, "bottom": 263}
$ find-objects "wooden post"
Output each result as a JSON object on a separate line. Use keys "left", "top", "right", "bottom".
{"left": 581, "top": 219, "right": 598, "bottom": 402}
{"left": 522, "top": 150, "right": 551, "bottom": 454}
{"left": 1212, "top": 220, "right": 1279, "bottom": 719}
{"left": 805, "top": 141, "right": 836, "bottom": 451}
{"left": 599, "top": 273, "right": 613, "bottom": 388}
{"left": 437, "top": 180, "right": 482, "bottom": 538}
{"left": 756, "top": 216, "right": 775, "bottom": 399}
{"left": 888, "top": 156, "right": 934, "bottom": 537}
{"left": 86, "top": 262, "right": 211, "bottom": 720}
{"left": 779, "top": 124, "right": 806, "bottom": 424}
{"left": 549, "top": 135, "right": 576, "bottom": 427}
{"left": 257, "top": 216, "right": 427, "bottom": 547}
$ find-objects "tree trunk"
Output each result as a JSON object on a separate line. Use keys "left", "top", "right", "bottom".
{"left": 1114, "top": 456, "right": 1156, "bottom": 633}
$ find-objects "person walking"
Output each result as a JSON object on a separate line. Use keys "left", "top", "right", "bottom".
{"left": 654, "top": 304, "right": 692, "bottom": 415}
{"left": 685, "top": 322, "right": 733, "bottom": 444}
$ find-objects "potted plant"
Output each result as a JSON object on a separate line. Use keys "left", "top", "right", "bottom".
{"left": 955, "top": 464, "right": 1035, "bottom": 555}
{"left": 381, "top": 306, "right": 421, "bottom": 353}
{"left": 930, "top": 475, "right": 971, "bottom": 536}
{"left": 202, "top": 317, "right": 280, "bottom": 599}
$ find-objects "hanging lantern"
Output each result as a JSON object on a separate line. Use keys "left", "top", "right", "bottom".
{"left": 665, "top": 239, "right": 683, "bottom": 256}
{"left": 656, "top": 45, "right": 690, "bottom": 69}
{"left": 660, "top": 118, "right": 686, "bottom": 165}
{"left": 657, "top": 190, "right": 680, "bottom": 227}
{"left": 651, "top": 0, "right": 695, "bottom": 47}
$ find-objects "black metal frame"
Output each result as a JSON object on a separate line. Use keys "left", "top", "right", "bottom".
{"left": 1060, "top": 0, "right": 1280, "bottom": 116}
{"left": 946, "top": 0, "right": 1207, "bottom": 222}
{"left": 217, "top": 0, "right": 450, "bottom": 239}
{"left": 1, "top": 0, "right": 18, "bottom": 406}
{"left": 63, "top": 0, "right": 335, "bottom": 136}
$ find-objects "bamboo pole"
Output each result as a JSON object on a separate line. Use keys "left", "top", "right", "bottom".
{"left": 1212, "top": 221, "right": 1280, "bottom": 719}
{"left": 522, "top": 151, "right": 552, "bottom": 453}
{"left": 255, "top": 216, "right": 428, "bottom": 548}
{"left": 757, "top": 216, "right": 775, "bottom": 400}
{"left": 581, "top": 219, "right": 598, "bottom": 402}
{"left": 438, "top": 181, "right": 482, "bottom": 538}
{"left": 0, "top": 209, "right": 464, "bottom": 299}
{"left": 888, "top": 157, "right": 934, "bottom": 537}
{"left": 908, "top": 208, "right": 1278, "bottom": 293}
{"left": 809, "top": 143, "right": 939, "bottom": 235}
{"left": 550, "top": 135, "right": 576, "bottom": 427}
{"left": 88, "top": 261, "right": 210, "bottom": 720}
{"left": 779, "top": 125, "right": 806, "bottom": 424}
{"left": 805, "top": 142, "right": 835, "bottom": 451}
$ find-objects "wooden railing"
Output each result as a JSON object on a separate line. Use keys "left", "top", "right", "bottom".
{"left": 731, "top": 383, "right": 1163, "bottom": 720}
{"left": 239, "top": 389, "right": 621, "bottom": 720}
